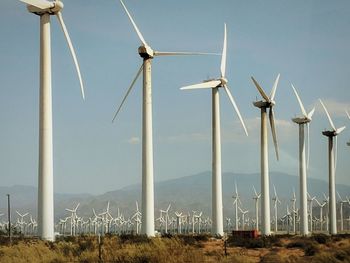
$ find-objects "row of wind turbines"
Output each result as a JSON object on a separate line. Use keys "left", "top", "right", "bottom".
{"left": 17, "top": 0, "right": 349, "bottom": 241}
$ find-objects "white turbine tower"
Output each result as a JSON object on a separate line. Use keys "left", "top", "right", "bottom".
{"left": 19, "top": 0, "right": 85, "bottom": 241}
{"left": 291, "top": 84, "right": 315, "bottom": 235}
{"left": 272, "top": 184, "right": 281, "bottom": 233}
{"left": 319, "top": 99, "right": 346, "bottom": 234}
{"left": 346, "top": 110, "right": 350, "bottom": 146}
{"left": 181, "top": 24, "right": 248, "bottom": 236}
{"left": 252, "top": 186, "right": 261, "bottom": 231}
{"left": 113, "top": 0, "right": 216, "bottom": 237}
{"left": 251, "top": 74, "right": 280, "bottom": 235}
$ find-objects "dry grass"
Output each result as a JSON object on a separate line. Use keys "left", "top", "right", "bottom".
{"left": 0, "top": 234, "right": 349, "bottom": 263}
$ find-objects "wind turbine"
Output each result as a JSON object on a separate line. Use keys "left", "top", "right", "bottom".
{"left": 65, "top": 203, "right": 80, "bottom": 236}
{"left": 307, "top": 192, "right": 316, "bottom": 232}
{"left": 337, "top": 192, "right": 346, "bottom": 232}
{"left": 180, "top": 24, "right": 248, "bottom": 236}
{"left": 159, "top": 204, "right": 171, "bottom": 234}
{"left": 272, "top": 184, "right": 281, "bottom": 233}
{"left": 290, "top": 189, "right": 297, "bottom": 234}
{"left": 251, "top": 74, "right": 280, "bottom": 235}
{"left": 113, "top": 0, "right": 216, "bottom": 237}
{"left": 19, "top": 0, "right": 85, "bottom": 241}
{"left": 238, "top": 207, "right": 249, "bottom": 230}
{"left": 232, "top": 182, "right": 241, "bottom": 231}
{"left": 319, "top": 99, "right": 346, "bottom": 234}
{"left": 252, "top": 186, "right": 261, "bottom": 231}
{"left": 291, "top": 84, "right": 315, "bottom": 235}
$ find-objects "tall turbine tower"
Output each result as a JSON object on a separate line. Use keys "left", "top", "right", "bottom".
{"left": 113, "top": 0, "right": 216, "bottom": 236}
{"left": 251, "top": 74, "right": 280, "bottom": 235}
{"left": 19, "top": 0, "right": 85, "bottom": 241}
{"left": 346, "top": 110, "right": 350, "bottom": 146}
{"left": 291, "top": 84, "right": 315, "bottom": 235}
{"left": 181, "top": 24, "right": 248, "bottom": 236}
{"left": 319, "top": 99, "right": 346, "bottom": 235}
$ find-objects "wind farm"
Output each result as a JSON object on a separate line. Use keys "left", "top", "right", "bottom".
{"left": 1, "top": 0, "right": 350, "bottom": 262}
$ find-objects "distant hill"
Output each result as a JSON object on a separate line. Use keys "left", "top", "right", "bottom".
{"left": 0, "top": 172, "right": 349, "bottom": 221}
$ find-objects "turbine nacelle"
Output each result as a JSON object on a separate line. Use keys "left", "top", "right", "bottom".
{"left": 26, "top": 1, "right": 63, "bottom": 15}
{"left": 138, "top": 45, "right": 154, "bottom": 59}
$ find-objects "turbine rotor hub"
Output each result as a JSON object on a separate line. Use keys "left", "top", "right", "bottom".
{"left": 220, "top": 77, "right": 228, "bottom": 85}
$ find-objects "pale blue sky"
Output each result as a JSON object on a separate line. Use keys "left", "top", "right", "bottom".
{"left": 0, "top": 0, "right": 349, "bottom": 194}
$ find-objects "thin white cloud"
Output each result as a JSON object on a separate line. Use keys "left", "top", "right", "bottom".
{"left": 128, "top": 137, "right": 140, "bottom": 145}
{"left": 314, "top": 98, "right": 350, "bottom": 117}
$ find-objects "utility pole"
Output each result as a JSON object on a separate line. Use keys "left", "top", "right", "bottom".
{"left": 7, "top": 194, "right": 11, "bottom": 244}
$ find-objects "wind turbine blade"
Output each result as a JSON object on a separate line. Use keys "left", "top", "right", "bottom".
{"left": 269, "top": 108, "right": 279, "bottom": 160}
{"left": 337, "top": 191, "right": 342, "bottom": 201}
{"left": 235, "top": 182, "right": 238, "bottom": 195}
{"left": 20, "top": 0, "right": 54, "bottom": 9}
{"left": 270, "top": 74, "right": 280, "bottom": 101}
{"left": 166, "top": 204, "right": 171, "bottom": 212}
{"left": 253, "top": 185, "right": 258, "bottom": 196}
{"left": 291, "top": 84, "right": 307, "bottom": 117}
{"left": 308, "top": 108, "right": 315, "bottom": 120}
{"left": 273, "top": 184, "right": 277, "bottom": 197}
{"left": 336, "top": 126, "right": 346, "bottom": 135}
{"left": 346, "top": 110, "right": 350, "bottom": 120}
{"left": 154, "top": 51, "right": 220, "bottom": 56}
{"left": 180, "top": 80, "right": 220, "bottom": 90}
{"left": 224, "top": 84, "right": 249, "bottom": 136}
{"left": 75, "top": 203, "right": 80, "bottom": 211}
{"left": 319, "top": 99, "right": 336, "bottom": 131}
{"left": 112, "top": 63, "right": 143, "bottom": 122}
{"left": 119, "top": 0, "right": 148, "bottom": 46}
{"left": 220, "top": 23, "right": 227, "bottom": 78}
{"left": 56, "top": 12, "right": 85, "bottom": 100}
{"left": 251, "top": 77, "right": 269, "bottom": 101}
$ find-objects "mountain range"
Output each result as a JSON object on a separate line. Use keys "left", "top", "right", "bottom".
{"left": 0, "top": 171, "right": 349, "bottom": 221}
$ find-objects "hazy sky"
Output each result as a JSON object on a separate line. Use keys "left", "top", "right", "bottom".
{"left": 0, "top": 0, "right": 349, "bottom": 194}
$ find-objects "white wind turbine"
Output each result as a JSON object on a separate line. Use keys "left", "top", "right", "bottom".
{"left": 272, "top": 184, "right": 281, "bottom": 233}
{"left": 113, "top": 0, "right": 216, "bottom": 237}
{"left": 159, "top": 204, "right": 171, "bottom": 234}
{"left": 232, "top": 182, "right": 241, "bottom": 231}
{"left": 65, "top": 203, "right": 80, "bottom": 236}
{"left": 238, "top": 207, "right": 249, "bottom": 230}
{"left": 307, "top": 192, "right": 316, "bottom": 232}
{"left": 337, "top": 192, "right": 346, "bottom": 232}
{"left": 251, "top": 74, "right": 280, "bottom": 235}
{"left": 319, "top": 99, "right": 346, "bottom": 234}
{"left": 181, "top": 24, "right": 248, "bottom": 236}
{"left": 252, "top": 186, "right": 261, "bottom": 231}
{"left": 19, "top": 0, "right": 85, "bottom": 241}
{"left": 290, "top": 189, "right": 297, "bottom": 234}
{"left": 315, "top": 198, "right": 327, "bottom": 231}
{"left": 291, "top": 84, "right": 315, "bottom": 235}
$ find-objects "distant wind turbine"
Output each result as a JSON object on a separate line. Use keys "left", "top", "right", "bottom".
{"left": 319, "top": 99, "right": 346, "bottom": 234}
{"left": 113, "top": 0, "right": 217, "bottom": 237}
{"left": 291, "top": 84, "right": 315, "bottom": 236}
{"left": 251, "top": 74, "right": 281, "bottom": 235}
{"left": 19, "top": 0, "right": 85, "bottom": 241}
{"left": 252, "top": 186, "right": 261, "bottom": 231}
{"left": 272, "top": 184, "right": 281, "bottom": 233}
{"left": 181, "top": 24, "right": 248, "bottom": 236}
